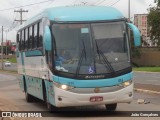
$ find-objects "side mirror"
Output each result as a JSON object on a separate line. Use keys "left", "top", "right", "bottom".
{"left": 127, "top": 23, "right": 141, "bottom": 46}
{"left": 44, "top": 26, "right": 52, "bottom": 51}
{"left": 16, "top": 34, "right": 19, "bottom": 43}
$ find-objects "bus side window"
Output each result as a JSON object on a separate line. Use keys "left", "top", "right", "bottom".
{"left": 39, "top": 21, "right": 43, "bottom": 47}
{"left": 19, "top": 31, "right": 22, "bottom": 51}
{"left": 32, "top": 25, "right": 35, "bottom": 49}
{"left": 23, "top": 29, "right": 25, "bottom": 50}
{"left": 17, "top": 32, "right": 20, "bottom": 50}
{"left": 37, "top": 22, "right": 39, "bottom": 47}
{"left": 25, "top": 28, "right": 28, "bottom": 50}
{"left": 34, "top": 24, "right": 38, "bottom": 48}
{"left": 21, "top": 30, "right": 24, "bottom": 51}
{"left": 29, "top": 26, "right": 33, "bottom": 49}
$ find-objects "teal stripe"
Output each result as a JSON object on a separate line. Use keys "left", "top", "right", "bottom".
{"left": 52, "top": 72, "right": 133, "bottom": 88}
{"left": 25, "top": 50, "right": 43, "bottom": 57}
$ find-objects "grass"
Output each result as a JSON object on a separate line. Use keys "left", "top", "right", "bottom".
{"left": 133, "top": 67, "right": 160, "bottom": 72}
{"left": 7, "top": 57, "right": 17, "bottom": 63}
{"left": 0, "top": 58, "right": 17, "bottom": 63}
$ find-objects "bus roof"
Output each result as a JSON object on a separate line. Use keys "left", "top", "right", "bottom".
{"left": 20, "top": 6, "right": 124, "bottom": 29}
{"left": 46, "top": 6, "right": 124, "bottom": 21}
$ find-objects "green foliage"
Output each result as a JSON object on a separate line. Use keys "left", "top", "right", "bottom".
{"left": 133, "top": 67, "right": 160, "bottom": 72}
{"left": 7, "top": 58, "right": 17, "bottom": 63}
{"left": 131, "top": 46, "right": 141, "bottom": 58}
{"left": 148, "top": 0, "right": 160, "bottom": 47}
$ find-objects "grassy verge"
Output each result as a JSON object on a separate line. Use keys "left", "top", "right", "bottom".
{"left": 0, "top": 58, "right": 17, "bottom": 63}
{"left": 133, "top": 67, "right": 160, "bottom": 72}
{"left": 6, "top": 57, "right": 17, "bottom": 63}
{"left": 0, "top": 69, "right": 17, "bottom": 74}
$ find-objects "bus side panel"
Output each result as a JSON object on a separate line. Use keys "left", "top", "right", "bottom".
{"left": 19, "top": 75, "right": 25, "bottom": 92}
{"left": 25, "top": 75, "right": 44, "bottom": 100}
{"left": 17, "top": 52, "right": 23, "bottom": 75}
{"left": 44, "top": 80, "right": 56, "bottom": 106}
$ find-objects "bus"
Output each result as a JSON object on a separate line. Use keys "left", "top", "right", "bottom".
{"left": 16, "top": 6, "right": 141, "bottom": 111}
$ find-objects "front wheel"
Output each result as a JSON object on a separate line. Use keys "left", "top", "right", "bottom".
{"left": 105, "top": 103, "right": 117, "bottom": 111}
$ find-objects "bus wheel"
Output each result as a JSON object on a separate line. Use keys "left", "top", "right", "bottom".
{"left": 47, "top": 102, "right": 58, "bottom": 112}
{"left": 25, "top": 92, "right": 33, "bottom": 102}
{"left": 105, "top": 103, "right": 117, "bottom": 111}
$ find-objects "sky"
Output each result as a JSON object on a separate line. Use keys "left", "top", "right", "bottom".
{"left": 0, "top": 0, "right": 156, "bottom": 42}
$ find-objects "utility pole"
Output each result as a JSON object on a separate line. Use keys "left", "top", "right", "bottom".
{"left": 14, "top": 8, "right": 28, "bottom": 25}
{"left": 1, "top": 26, "right": 4, "bottom": 70}
{"left": 128, "top": 0, "right": 131, "bottom": 41}
{"left": 128, "top": 0, "right": 130, "bottom": 22}
{"left": 5, "top": 31, "right": 7, "bottom": 59}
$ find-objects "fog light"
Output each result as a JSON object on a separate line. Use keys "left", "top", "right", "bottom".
{"left": 124, "top": 81, "right": 130, "bottom": 86}
{"left": 129, "top": 92, "right": 132, "bottom": 97}
{"left": 58, "top": 97, "right": 62, "bottom": 101}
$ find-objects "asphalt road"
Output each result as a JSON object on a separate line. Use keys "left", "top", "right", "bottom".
{"left": 0, "top": 73, "right": 160, "bottom": 120}
{"left": 133, "top": 72, "right": 160, "bottom": 85}
{"left": 133, "top": 72, "right": 160, "bottom": 91}
{"left": 0, "top": 62, "right": 17, "bottom": 71}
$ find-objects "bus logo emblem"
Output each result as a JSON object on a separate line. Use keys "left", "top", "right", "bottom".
{"left": 88, "top": 66, "right": 94, "bottom": 74}
{"left": 94, "top": 88, "right": 100, "bottom": 93}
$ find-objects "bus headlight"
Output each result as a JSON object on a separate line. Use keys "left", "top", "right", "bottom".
{"left": 120, "top": 80, "right": 132, "bottom": 87}
{"left": 54, "top": 82, "right": 74, "bottom": 91}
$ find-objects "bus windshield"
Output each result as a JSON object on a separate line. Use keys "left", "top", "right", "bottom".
{"left": 52, "top": 21, "right": 130, "bottom": 75}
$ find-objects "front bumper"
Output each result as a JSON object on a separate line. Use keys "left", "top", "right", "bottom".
{"left": 54, "top": 83, "right": 133, "bottom": 107}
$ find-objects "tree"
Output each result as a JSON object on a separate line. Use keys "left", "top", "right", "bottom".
{"left": 148, "top": 0, "right": 160, "bottom": 47}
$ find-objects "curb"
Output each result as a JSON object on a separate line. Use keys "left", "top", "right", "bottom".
{"left": 0, "top": 70, "right": 17, "bottom": 75}
{"left": 134, "top": 88, "right": 160, "bottom": 95}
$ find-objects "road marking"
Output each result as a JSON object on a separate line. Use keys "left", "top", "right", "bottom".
{"left": 147, "top": 80, "right": 159, "bottom": 82}
{"left": 134, "top": 88, "right": 160, "bottom": 95}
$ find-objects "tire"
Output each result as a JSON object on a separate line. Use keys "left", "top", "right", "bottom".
{"left": 105, "top": 103, "right": 117, "bottom": 111}
{"left": 25, "top": 92, "right": 33, "bottom": 102}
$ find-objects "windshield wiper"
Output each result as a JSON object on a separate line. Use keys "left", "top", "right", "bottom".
{"left": 95, "top": 40, "right": 115, "bottom": 73}
{"left": 81, "top": 38, "right": 87, "bottom": 60}
{"left": 75, "top": 38, "right": 87, "bottom": 76}
{"left": 99, "top": 50, "right": 115, "bottom": 73}
{"left": 75, "top": 49, "right": 85, "bottom": 76}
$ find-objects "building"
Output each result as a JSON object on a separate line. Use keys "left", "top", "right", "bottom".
{"left": 134, "top": 14, "right": 154, "bottom": 47}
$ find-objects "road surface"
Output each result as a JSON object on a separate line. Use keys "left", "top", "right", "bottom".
{"left": 0, "top": 72, "right": 160, "bottom": 120}
{"left": 0, "top": 62, "right": 17, "bottom": 71}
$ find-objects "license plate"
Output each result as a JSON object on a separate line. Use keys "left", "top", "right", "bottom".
{"left": 90, "top": 96, "right": 103, "bottom": 102}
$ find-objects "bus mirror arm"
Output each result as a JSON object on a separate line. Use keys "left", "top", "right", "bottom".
{"left": 127, "top": 23, "right": 141, "bottom": 47}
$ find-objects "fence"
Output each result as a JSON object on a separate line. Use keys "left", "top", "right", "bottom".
{"left": 132, "top": 47, "right": 160, "bottom": 66}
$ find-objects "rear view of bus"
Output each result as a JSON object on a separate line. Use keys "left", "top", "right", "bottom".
{"left": 17, "top": 6, "right": 141, "bottom": 111}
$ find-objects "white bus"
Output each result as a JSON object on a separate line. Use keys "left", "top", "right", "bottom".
{"left": 16, "top": 6, "right": 141, "bottom": 112}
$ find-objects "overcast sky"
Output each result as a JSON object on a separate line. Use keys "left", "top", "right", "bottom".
{"left": 0, "top": 0, "right": 156, "bottom": 42}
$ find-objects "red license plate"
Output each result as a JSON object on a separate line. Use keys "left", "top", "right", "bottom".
{"left": 90, "top": 96, "right": 103, "bottom": 102}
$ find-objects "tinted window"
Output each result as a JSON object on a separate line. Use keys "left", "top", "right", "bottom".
{"left": 32, "top": 26, "right": 35, "bottom": 49}
{"left": 25, "top": 28, "right": 28, "bottom": 49}
{"left": 17, "top": 32, "right": 20, "bottom": 50}
{"left": 29, "top": 26, "right": 33, "bottom": 49}
{"left": 34, "top": 24, "right": 38, "bottom": 48}
{"left": 19, "top": 31, "right": 22, "bottom": 51}
{"left": 39, "top": 22, "right": 43, "bottom": 47}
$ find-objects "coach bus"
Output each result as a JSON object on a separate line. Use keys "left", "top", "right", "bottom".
{"left": 16, "top": 6, "right": 141, "bottom": 111}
